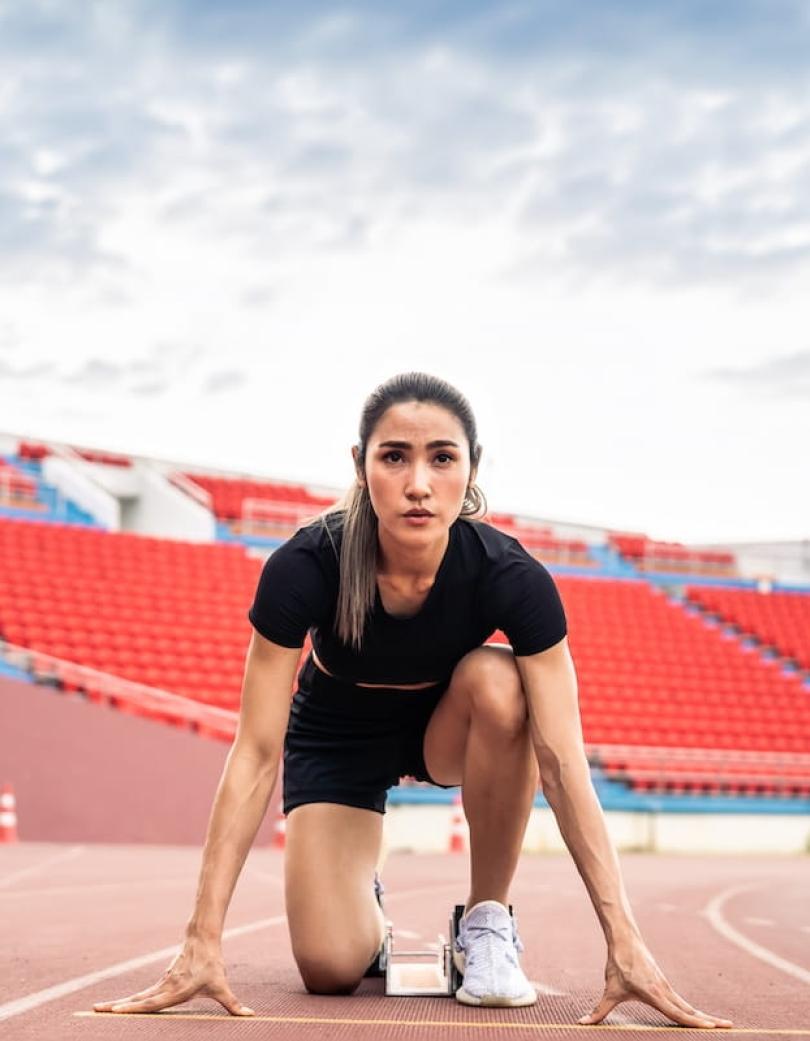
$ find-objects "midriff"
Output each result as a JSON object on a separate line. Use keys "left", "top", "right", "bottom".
{"left": 311, "top": 648, "right": 441, "bottom": 690}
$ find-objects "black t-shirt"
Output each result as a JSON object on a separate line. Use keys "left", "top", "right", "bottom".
{"left": 247, "top": 512, "right": 567, "bottom": 684}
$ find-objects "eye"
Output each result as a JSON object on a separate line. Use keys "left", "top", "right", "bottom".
{"left": 382, "top": 450, "right": 403, "bottom": 463}
{"left": 435, "top": 452, "right": 454, "bottom": 464}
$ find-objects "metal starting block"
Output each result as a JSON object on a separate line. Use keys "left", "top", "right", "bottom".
{"left": 381, "top": 906, "right": 465, "bottom": 997}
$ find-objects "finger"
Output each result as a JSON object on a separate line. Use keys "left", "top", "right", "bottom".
{"left": 93, "top": 981, "right": 168, "bottom": 1011}
{"left": 646, "top": 990, "right": 727, "bottom": 1029}
{"left": 98, "top": 988, "right": 189, "bottom": 1015}
{"left": 577, "top": 992, "right": 622, "bottom": 1025}
{"left": 666, "top": 989, "right": 734, "bottom": 1028}
{"left": 207, "top": 983, "right": 255, "bottom": 1017}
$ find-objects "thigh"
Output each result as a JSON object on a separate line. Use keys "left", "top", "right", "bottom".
{"left": 422, "top": 644, "right": 520, "bottom": 786}
{"left": 284, "top": 802, "right": 385, "bottom": 990}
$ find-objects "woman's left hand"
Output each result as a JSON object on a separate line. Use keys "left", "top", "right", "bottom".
{"left": 577, "top": 935, "right": 734, "bottom": 1029}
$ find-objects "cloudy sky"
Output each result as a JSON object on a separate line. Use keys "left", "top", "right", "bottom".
{"left": 1, "top": 0, "right": 808, "bottom": 543}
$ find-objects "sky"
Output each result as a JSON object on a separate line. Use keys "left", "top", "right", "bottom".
{"left": 0, "top": 0, "right": 808, "bottom": 545}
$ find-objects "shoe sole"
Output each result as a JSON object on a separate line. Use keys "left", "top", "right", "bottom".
{"left": 452, "top": 948, "right": 536, "bottom": 1007}
{"left": 455, "top": 986, "right": 538, "bottom": 1008}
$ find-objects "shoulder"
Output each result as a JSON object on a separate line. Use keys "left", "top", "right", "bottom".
{"left": 459, "top": 517, "right": 560, "bottom": 594}
{"left": 255, "top": 511, "right": 343, "bottom": 587}
{"left": 248, "top": 512, "right": 342, "bottom": 643}
{"left": 275, "top": 510, "right": 343, "bottom": 562}
{"left": 456, "top": 516, "right": 534, "bottom": 567}
{"left": 460, "top": 519, "right": 567, "bottom": 655}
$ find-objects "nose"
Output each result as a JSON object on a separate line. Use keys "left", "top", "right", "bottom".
{"left": 405, "top": 460, "right": 431, "bottom": 500}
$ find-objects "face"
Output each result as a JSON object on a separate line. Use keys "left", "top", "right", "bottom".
{"left": 353, "top": 400, "right": 476, "bottom": 544}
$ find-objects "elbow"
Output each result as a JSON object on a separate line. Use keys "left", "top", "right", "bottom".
{"left": 230, "top": 739, "right": 282, "bottom": 776}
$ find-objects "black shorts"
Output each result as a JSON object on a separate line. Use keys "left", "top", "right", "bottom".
{"left": 283, "top": 653, "right": 455, "bottom": 815}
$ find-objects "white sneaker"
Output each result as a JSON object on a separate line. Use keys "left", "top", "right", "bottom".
{"left": 453, "top": 900, "right": 537, "bottom": 1007}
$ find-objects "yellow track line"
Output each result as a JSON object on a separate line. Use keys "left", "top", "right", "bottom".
{"left": 75, "top": 1012, "right": 810, "bottom": 1034}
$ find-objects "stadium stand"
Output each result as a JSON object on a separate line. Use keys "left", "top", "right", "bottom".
{"left": 2, "top": 510, "right": 808, "bottom": 802}
{"left": 684, "top": 584, "right": 810, "bottom": 672}
{"left": 0, "top": 458, "right": 39, "bottom": 511}
{"left": 18, "top": 439, "right": 132, "bottom": 467}
{"left": 2, "top": 434, "right": 808, "bottom": 813}
{"left": 610, "top": 532, "right": 737, "bottom": 577}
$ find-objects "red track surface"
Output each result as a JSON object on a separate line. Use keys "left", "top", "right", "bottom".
{"left": 2, "top": 844, "right": 808, "bottom": 1038}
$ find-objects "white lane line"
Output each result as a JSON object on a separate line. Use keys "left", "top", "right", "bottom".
{"left": 0, "top": 877, "right": 194, "bottom": 899}
{"left": 246, "top": 867, "right": 283, "bottom": 886}
{"left": 743, "top": 917, "right": 775, "bottom": 927}
{"left": 0, "top": 914, "right": 288, "bottom": 1023}
{"left": 529, "top": 980, "right": 568, "bottom": 997}
{"left": 0, "top": 846, "right": 85, "bottom": 888}
{"left": 0, "top": 879, "right": 494, "bottom": 1023}
{"left": 704, "top": 884, "right": 810, "bottom": 985}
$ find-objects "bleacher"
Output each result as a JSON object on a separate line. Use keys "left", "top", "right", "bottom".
{"left": 2, "top": 511, "right": 809, "bottom": 802}
{"left": 1, "top": 434, "right": 809, "bottom": 808}
{"left": 0, "top": 517, "right": 257, "bottom": 712}
{"left": 610, "top": 532, "right": 737, "bottom": 578}
{"left": 684, "top": 584, "right": 810, "bottom": 671}
{"left": 0, "top": 451, "right": 99, "bottom": 527}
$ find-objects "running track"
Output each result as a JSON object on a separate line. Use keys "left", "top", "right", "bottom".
{"left": 1, "top": 845, "right": 808, "bottom": 1038}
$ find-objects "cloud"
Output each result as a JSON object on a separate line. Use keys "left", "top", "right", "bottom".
{"left": 0, "top": 0, "right": 810, "bottom": 300}
{"left": 202, "top": 369, "right": 247, "bottom": 393}
{"left": 130, "top": 379, "right": 170, "bottom": 397}
{"left": 240, "top": 285, "right": 276, "bottom": 307}
{"left": 702, "top": 349, "right": 810, "bottom": 398}
{"left": 62, "top": 358, "right": 127, "bottom": 386}
{"left": 0, "top": 357, "right": 57, "bottom": 380}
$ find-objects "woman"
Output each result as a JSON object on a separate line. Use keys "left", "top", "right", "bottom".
{"left": 94, "top": 372, "right": 732, "bottom": 1027}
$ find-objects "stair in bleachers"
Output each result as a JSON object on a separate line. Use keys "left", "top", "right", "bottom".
{"left": 585, "top": 544, "right": 638, "bottom": 578}
{"left": 684, "top": 583, "right": 810, "bottom": 674}
{"left": 0, "top": 455, "right": 100, "bottom": 528}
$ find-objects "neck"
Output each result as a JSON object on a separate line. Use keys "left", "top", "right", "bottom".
{"left": 377, "top": 524, "right": 450, "bottom": 579}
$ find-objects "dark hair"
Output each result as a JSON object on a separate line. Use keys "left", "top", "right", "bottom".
{"left": 322, "top": 372, "right": 485, "bottom": 650}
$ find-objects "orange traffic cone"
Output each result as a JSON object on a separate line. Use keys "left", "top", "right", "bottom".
{"left": 448, "top": 792, "right": 466, "bottom": 854}
{"left": 272, "top": 810, "right": 286, "bottom": 850}
{"left": 0, "top": 782, "right": 18, "bottom": 844}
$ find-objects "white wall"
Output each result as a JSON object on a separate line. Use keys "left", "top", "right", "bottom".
{"left": 384, "top": 804, "right": 810, "bottom": 854}
{"left": 125, "top": 461, "right": 215, "bottom": 542}
{"left": 690, "top": 539, "right": 810, "bottom": 586}
{"left": 0, "top": 433, "right": 20, "bottom": 455}
{"left": 41, "top": 456, "right": 120, "bottom": 530}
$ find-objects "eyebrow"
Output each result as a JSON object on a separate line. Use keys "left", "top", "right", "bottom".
{"left": 377, "top": 440, "right": 460, "bottom": 449}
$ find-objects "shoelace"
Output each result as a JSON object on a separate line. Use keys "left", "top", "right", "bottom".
{"left": 455, "top": 916, "right": 524, "bottom": 966}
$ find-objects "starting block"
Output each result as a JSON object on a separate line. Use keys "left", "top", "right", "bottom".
{"left": 381, "top": 906, "right": 465, "bottom": 997}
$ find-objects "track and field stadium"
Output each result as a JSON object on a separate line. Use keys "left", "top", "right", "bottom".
{"left": 1, "top": 438, "right": 808, "bottom": 1038}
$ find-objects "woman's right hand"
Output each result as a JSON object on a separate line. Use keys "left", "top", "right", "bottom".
{"left": 93, "top": 935, "right": 255, "bottom": 1017}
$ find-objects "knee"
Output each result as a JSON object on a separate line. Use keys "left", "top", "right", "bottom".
{"left": 454, "top": 646, "right": 528, "bottom": 738}
{"left": 297, "top": 953, "right": 364, "bottom": 996}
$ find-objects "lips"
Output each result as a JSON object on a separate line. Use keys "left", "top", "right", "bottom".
{"left": 404, "top": 510, "right": 433, "bottom": 517}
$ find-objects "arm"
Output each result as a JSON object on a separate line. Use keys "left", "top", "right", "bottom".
{"left": 184, "top": 631, "right": 302, "bottom": 940}
{"left": 514, "top": 637, "right": 641, "bottom": 950}
{"left": 94, "top": 631, "right": 302, "bottom": 1016}
{"left": 516, "top": 637, "right": 732, "bottom": 1030}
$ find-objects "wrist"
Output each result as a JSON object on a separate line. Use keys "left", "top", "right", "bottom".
{"left": 185, "top": 917, "right": 223, "bottom": 945}
{"left": 605, "top": 920, "right": 643, "bottom": 953}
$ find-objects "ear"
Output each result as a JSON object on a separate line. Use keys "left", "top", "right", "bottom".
{"left": 351, "top": 445, "right": 365, "bottom": 485}
{"left": 470, "top": 446, "right": 481, "bottom": 486}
